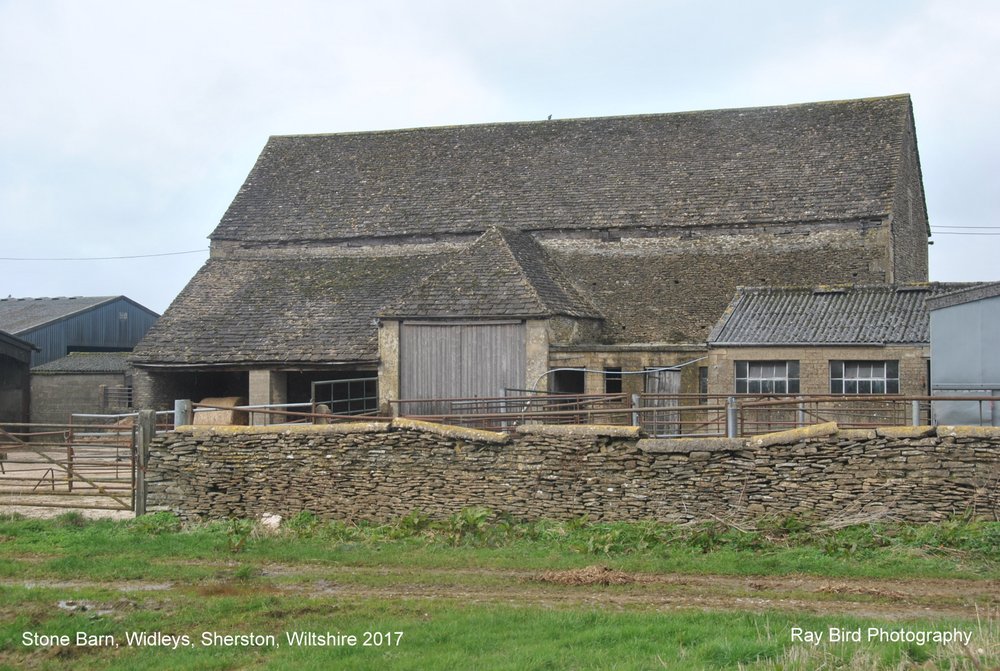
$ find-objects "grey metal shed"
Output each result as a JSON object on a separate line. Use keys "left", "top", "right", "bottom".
{"left": 927, "top": 283, "right": 1000, "bottom": 425}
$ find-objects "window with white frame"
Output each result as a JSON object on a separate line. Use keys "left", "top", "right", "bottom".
{"left": 735, "top": 360, "right": 800, "bottom": 394}
{"left": 830, "top": 361, "right": 899, "bottom": 394}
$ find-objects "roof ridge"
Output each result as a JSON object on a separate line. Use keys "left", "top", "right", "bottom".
{"left": 268, "top": 94, "right": 913, "bottom": 140}
{"left": 492, "top": 227, "right": 550, "bottom": 314}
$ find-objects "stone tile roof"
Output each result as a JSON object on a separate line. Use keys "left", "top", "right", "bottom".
{"left": 708, "top": 284, "right": 982, "bottom": 346}
{"left": 33, "top": 351, "right": 131, "bottom": 374}
{"left": 381, "top": 228, "right": 601, "bottom": 319}
{"left": 212, "top": 95, "right": 915, "bottom": 243}
{"left": 0, "top": 296, "right": 120, "bottom": 333}
{"left": 131, "top": 254, "right": 448, "bottom": 366}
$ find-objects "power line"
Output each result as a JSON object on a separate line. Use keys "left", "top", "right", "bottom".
{"left": 0, "top": 249, "right": 209, "bottom": 261}
{"left": 931, "top": 225, "right": 1000, "bottom": 230}
{"left": 930, "top": 231, "right": 1000, "bottom": 236}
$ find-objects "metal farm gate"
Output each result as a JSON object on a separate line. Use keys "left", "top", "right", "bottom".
{"left": 400, "top": 321, "right": 527, "bottom": 415}
{"left": 0, "top": 419, "right": 136, "bottom": 513}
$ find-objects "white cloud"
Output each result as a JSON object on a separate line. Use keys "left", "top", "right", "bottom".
{"left": 1, "top": 0, "right": 998, "bottom": 312}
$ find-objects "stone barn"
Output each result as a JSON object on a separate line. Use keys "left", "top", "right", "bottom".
{"left": 131, "top": 94, "right": 930, "bottom": 416}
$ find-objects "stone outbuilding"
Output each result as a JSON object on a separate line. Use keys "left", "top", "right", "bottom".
{"left": 705, "top": 284, "right": 976, "bottom": 398}
{"left": 29, "top": 352, "right": 134, "bottom": 425}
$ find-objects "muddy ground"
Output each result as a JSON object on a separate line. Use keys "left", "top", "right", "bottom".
{"left": 3, "top": 563, "right": 996, "bottom": 621}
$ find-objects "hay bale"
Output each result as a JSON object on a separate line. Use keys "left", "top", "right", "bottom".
{"left": 313, "top": 404, "right": 332, "bottom": 425}
{"left": 194, "top": 397, "right": 249, "bottom": 426}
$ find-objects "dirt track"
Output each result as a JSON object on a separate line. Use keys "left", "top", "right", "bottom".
{"left": 5, "top": 564, "right": 996, "bottom": 621}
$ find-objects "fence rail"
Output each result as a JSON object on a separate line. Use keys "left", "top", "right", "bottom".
{"left": 0, "top": 419, "right": 136, "bottom": 511}
{"left": 388, "top": 393, "right": 999, "bottom": 436}
{"left": 154, "top": 393, "right": 999, "bottom": 437}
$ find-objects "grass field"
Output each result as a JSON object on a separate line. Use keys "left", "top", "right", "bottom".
{"left": 0, "top": 510, "right": 997, "bottom": 670}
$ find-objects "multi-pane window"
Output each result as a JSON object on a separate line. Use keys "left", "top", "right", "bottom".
{"left": 735, "top": 361, "right": 800, "bottom": 394}
{"left": 830, "top": 361, "right": 899, "bottom": 394}
{"left": 604, "top": 367, "right": 623, "bottom": 394}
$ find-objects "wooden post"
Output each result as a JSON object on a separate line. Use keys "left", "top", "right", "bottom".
{"left": 135, "top": 409, "right": 155, "bottom": 516}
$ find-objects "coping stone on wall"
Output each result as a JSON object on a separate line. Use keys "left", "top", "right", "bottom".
{"left": 173, "top": 422, "right": 391, "bottom": 436}
{"left": 390, "top": 418, "right": 509, "bottom": 444}
{"left": 749, "top": 421, "right": 838, "bottom": 448}
{"left": 637, "top": 437, "right": 745, "bottom": 454}
{"left": 937, "top": 425, "right": 1000, "bottom": 440}
{"left": 514, "top": 424, "right": 642, "bottom": 438}
{"left": 838, "top": 429, "right": 878, "bottom": 441}
{"left": 875, "top": 426, "right": 936, "bottom": 439}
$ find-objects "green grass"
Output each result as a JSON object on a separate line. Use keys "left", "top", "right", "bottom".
{"left": 2, "top": 511, "right": 996, "bottom": 582}
{"left": 0, "top": 511, "right": 996, "bottom": 669}
{"left": 0, "top": 586, "right": 994, "bottom": 670}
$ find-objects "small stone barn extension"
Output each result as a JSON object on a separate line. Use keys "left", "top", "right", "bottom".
{"left": 705, "top": 284, "right": 976, "bottom": 398}
{"left": 132, "top": 95, "right": 931, "bottom": 413}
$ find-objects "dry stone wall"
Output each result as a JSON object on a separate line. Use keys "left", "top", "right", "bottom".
{"left": 146, "top": 420, "right": 999, "bottom": 523}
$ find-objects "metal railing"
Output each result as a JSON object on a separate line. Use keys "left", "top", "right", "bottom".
{"left": 0, "top": 419, "right": 136, "bottom": 511}
{"left": 154, "top": 393, "right": 1000, "bottom": 436}
{"left": 187, "top": 401, "right": 389, "bottom": 427}
{"left": 311, "top": 376, "right": 379, "bottom": 416}
{"left": 390, "top": 393, "right": 1000, "bottom": 436}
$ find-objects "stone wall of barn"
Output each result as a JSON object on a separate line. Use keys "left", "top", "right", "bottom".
{"left": 542, "top": 224, "right": 894, "bottom": 345}
{"left": 705, "top": 344, "right": 930, "bottom": 397}
{"left": 29, "top": 372, "right": 127, "bottom": 425}
{"left": 145, "top": 420, "right": 999, "bottom": 524}
{"left": 890, "top": 103, "right": 930, "bottom": 283}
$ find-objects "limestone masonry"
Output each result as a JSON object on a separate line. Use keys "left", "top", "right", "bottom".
{"left": 146, "top": 422, "right": 999, "bottom": 523}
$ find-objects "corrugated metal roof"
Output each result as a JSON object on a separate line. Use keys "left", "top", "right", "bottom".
{"left": 0, "top": 296, "right": 119, "bottom": 333}
{"left": 708, "top": 284, "right": 980, "bottom": 346}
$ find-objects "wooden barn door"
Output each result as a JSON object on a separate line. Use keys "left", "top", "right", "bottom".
{"left": 642, "top": 367, "right": 681, "bottom": 436}
{"left": 400, "top": 321, "right": 526, "bottom": 414}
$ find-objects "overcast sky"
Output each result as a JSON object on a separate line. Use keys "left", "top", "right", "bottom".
{"left": 1, "top": 0, "right": 998, "bottom": 314}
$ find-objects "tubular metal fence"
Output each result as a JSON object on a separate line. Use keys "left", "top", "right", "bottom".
{"left": 0, "top": 418, "right": 136, "bottom": 511}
